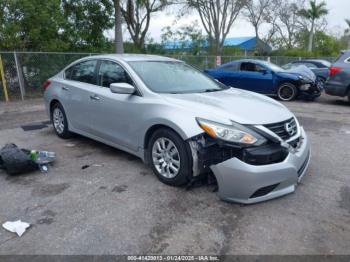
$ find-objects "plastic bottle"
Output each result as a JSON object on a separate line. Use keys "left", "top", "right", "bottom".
{"left": 29, "top": 150, "right": 56, "bottom": 173}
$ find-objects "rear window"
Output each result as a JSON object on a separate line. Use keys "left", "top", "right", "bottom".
{"left": 334, "top": 51, "right": 350, "bottom": 64}
{"left": 65, "top": 60, "right": 97, "bottom": 84}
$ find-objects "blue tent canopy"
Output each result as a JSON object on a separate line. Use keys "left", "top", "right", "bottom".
{"left": 163, "top": 36, "right": 271, "bottom": 53}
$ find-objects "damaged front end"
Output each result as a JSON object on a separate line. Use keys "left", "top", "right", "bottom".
{"left": 188, "top": 117, "right": 311, "bottom": 204}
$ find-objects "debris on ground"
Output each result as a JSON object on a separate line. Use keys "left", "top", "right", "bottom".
{"left": 81, "top": 163, "right": 103, "bottom": 170}
{"left": 0, "top": 143, "right": 55, "bottom": 175}
{"left": 29, "top": 150, "right": 56, "bottom": 173}
{"left": 64, "top": 143, "right": 76, "bottom": 148}
{"left": 2, "top": 220, "right": 30, "bottom": 237}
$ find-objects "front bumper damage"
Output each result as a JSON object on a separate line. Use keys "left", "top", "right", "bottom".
{"left": 298, "top": 80, "right": 322, "bottom": 99}
{"left": 188, "top": 126, "right": 311, "bottom": 204}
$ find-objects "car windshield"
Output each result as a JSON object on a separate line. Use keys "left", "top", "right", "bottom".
{"left": 320, "top": 61, "right": 331, "bottom": 68}
{"left": 259, "top": 61, "right": 284, "bottom": 72}
{"left": 282, "top": 63, "right": 293, "bottom": 70}
{"left": 129, "top": 61, "right": 229, "bottom": 94}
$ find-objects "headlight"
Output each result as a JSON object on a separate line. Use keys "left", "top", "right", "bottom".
{"left": 196, "top": 118, "right": 266, "bottom": 146}
{"left": 300, "top": 84, "right": 311, "bottom": 90}
{"left": 299, "top": 75, "right": 312, "bottom": 83}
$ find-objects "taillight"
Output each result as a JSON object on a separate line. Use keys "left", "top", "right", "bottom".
{"left": 42, "top": 80, "right": 51, "bottom": 90}
{"left": 329, "top": 66, "right": 342, "bottom": 77}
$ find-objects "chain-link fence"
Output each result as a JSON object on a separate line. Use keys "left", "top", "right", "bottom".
{"left": 0, "top": 51, "right": 336, "bottom": 102}
{"left": 173, "top": 55, "right": 336, "bottom": 69}
{"left": 0, "top": 51, "right": 95, "bottom": 101}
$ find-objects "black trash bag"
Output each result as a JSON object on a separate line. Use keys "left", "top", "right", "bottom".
{"left": 0, "top": 144, "right": 38, "bottom": 175}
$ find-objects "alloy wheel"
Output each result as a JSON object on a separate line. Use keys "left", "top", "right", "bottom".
{"left": 152, "top": 137, "right": 181, "bottom": 179}
{"left": 278, "top": 84, "right": 295, "bottom": 101}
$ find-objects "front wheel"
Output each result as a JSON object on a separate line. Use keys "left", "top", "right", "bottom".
{"left": 277, "top": 83, "right": 297, "bottom": 101}
{"left": 148, "top": 128, "right": 192, "bottom": 186}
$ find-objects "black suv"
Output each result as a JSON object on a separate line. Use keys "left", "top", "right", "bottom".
{"left": 325, "top": 50, "right": 350, "bottom": 104}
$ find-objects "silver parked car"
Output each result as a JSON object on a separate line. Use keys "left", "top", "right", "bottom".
{"left": 43, "top": 54, "right": 311, "bottom": 204}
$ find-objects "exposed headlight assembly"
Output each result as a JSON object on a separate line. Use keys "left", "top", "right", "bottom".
{"left": 300, "top": 84, "right": 311, "bottom": 90}
{"left": 196, "top": 118, "right": 266, "bottom": 146}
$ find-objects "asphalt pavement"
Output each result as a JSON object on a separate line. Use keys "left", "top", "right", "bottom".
{"left": 0, "top": 95, "right": 349, "bottom": 255}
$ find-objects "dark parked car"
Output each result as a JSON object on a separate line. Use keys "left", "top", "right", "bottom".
{"left": 283, "top": 59, "right": 331, "bottom": 88}
{"left": 205, "top": 59, "right": 321, "bottom": 101}
{"left": 325, "top": 50, "right": 350, "bottom": 104}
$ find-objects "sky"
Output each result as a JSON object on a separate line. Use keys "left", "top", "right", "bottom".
{"left": 110, "top": 0, "right": 350, "bottom": 42}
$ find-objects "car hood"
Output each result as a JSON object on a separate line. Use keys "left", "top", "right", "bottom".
{"left": 161, "top": 88, "right": 294, "bottom": 125}
{"left": 283, "top": 65, "right": 316, "bottom": 82}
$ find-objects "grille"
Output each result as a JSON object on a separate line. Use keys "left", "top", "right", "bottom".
{"left": 264, "top": 118, "right": 297, "bottom": 140}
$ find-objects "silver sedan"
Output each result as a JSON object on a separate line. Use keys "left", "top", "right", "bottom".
{"left": 44, "top": 54, "right": 311, "bottom": 204}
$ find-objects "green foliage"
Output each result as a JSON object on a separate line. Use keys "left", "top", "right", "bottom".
{"left": 0, "top": 0, "right": 114, "bottom": 52}
{"left": 62, "top": 0, "right": 114, "bottom": 52}
{"left": 0, "top": 0, "right": 68, "bottom": 51}
{"left": 271, "top": 30, "right": 345, "bottom": 57}
{"left": 298, "top": 0, "right": 328, "bottom": 21}
{"left": 313, "top": 31, "right": 344, "bottom": 56}
{"left": 221, "top": 46, "right": 244, "bottom": 56}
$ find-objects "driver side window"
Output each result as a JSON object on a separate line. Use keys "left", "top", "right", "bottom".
{"left": 240, "top": 62, "right": 265, "bottom": 73}
{"left": 98, "top": 61, "right": 133, "bottom": 88}
{"left": 240, "top": 62, "right": 255, "bottom": 72}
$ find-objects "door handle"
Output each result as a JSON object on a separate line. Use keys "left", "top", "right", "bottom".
{"left": 90, "top": 94, "right": 100, "bottom": 101}
{"left": 62, "top": 86, "right": 69, "bottom": 91}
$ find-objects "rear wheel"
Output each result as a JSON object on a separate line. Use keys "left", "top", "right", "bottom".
{"left": 51, "top": 102, "right": 73, "bottom": 139}
{"left": 148, "top": 128, "right": 192, "bottom": 186}
{"left": 277, "top": 83, "right": 297, "bottom": 101}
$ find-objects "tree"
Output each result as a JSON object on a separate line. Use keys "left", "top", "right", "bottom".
{"left": 62, "top": 0, "right": 114, "bottom": 52}
{"left": 244, "top": 0, "right": 273, "bottom": 52}
{"left": 0, "top": 0, "right": 67, "bottom": 51}
{"left": 187, "top": 0, "right": 246, "bottom": 55}
{"left": 273, "top": 0, "right": 301, "bottom": 49}
{"left": 298, "top": 0, "right": 328, "bottom": 52}
{"left": 161, "top": 21, "right": 206, "bottom": 55}
{"left": 345, "top": 19, "right": 350, "bottom": 49}
{"left": 120, "top": 0, "right": 170, "bottom": 51}
{"left": 113, "top": 0, "right": 124, "bottom": 53}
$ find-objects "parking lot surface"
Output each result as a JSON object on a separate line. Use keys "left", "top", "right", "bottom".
{"left": 0, "top": 95, "right": 349, "bottom": 255}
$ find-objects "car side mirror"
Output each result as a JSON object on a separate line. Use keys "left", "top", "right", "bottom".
{"left": 110, "top": 83, "right": 135, "bottom": 94}
{"left": 260, "top": 69, "right": 268, "bottom": 75}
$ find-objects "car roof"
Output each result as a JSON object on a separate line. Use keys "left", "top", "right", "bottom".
{"left": 224, "top": 59, "right": 265, "bottom": 65}
{"left": 293, "top": 59, "right": 328, "bottom": 64}
{"left": 86, "top": 54, "right": 180, "bottom": 63}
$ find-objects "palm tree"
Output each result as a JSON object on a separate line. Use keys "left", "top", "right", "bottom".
{"left": 345, "top": 19, "right": 350, "bottom": 49}
{"left": 113, "top": 0, "right": 124, "bottom": 54}
{"left": 299, "top": 0, "right": 328, "bottom": 52}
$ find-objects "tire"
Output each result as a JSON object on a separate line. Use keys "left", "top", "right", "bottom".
{"left": 277, "top": 83, "right": 298, "bottom": 101}
{"left": 51, "top": 102, "right": 73, "bottom": 139}
{"left": 316, "top": 76, "right": 326, "bottom": 90}
{"left": 148, "top": 128, "right": 192, "bottom": 186}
